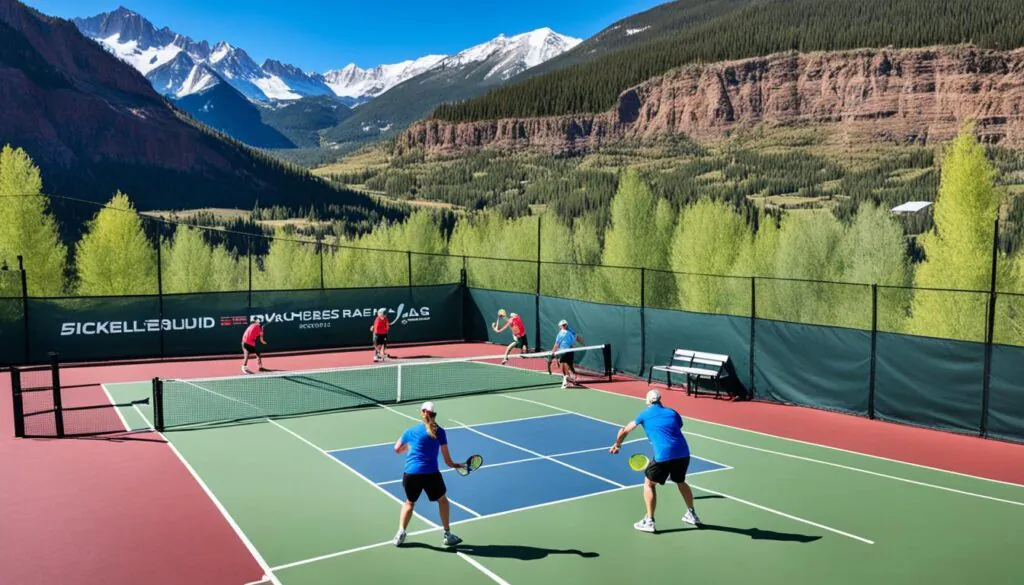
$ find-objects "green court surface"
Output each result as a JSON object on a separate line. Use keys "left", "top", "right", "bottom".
{"left": 103, "top": 380, "right": 1024, "bottom": 585}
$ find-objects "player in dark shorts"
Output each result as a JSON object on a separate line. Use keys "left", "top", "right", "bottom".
{"left": 371, "top": 308, "right": 390, "bottom": 362}
{"left": 550, "top": 319, "right": 584, "bottom": 388}
{"left": 493, "top": 309, "right": 529, "bottom": 364}
{"left": 610, "top": 388, "right": 702, "bottom": 533}
{"left": 393, "top": 401, "right": 465, "bottom": 547}
{"left": 241, "top": 320, "right": 265, "bottom": 374}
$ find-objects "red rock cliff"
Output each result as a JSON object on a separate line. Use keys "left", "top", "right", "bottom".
{"left": 400, "top": 46, "right": 1024, "bottom": 154}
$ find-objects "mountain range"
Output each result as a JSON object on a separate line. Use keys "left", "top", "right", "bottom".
{"left": 0, "top": 0, "right": 393, "bottom": 229}
{"left": 71, "top": 7, "right": 579, "bottom": 150}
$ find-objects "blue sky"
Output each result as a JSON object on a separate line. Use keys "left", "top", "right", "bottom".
{"left": 25, "top": 0, "right": 666, "bottom": 72}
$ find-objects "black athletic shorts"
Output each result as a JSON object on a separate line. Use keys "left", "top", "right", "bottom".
{"left": 645, "top": 456, "right": 690, "bottom": 485}
{"left": 514, "top": 335, "right": 528, "bottom": 349}
{"left": 402, "top": 472, "right": 446, "bottom": 502}
{"left": 373, "top": 334, "right": 388, "bottom": 345}
{"left": 242, "top": 343, "right": 259, "bottom": 355}
{"left": 556, "top": 351, "right": 575, "bottom": 366}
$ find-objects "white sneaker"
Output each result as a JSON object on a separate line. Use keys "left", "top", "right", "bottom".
{"left": 633, "top": 516, "right": 655, "bottom": 533}
{"left": 373, "top": 355, "right": 380, "bottom": 363}
{"left": 393, "top": 530, "right": 406, "bottom": 546}
{"left": 683, "top": 509, "right": 702, "bottom": 526}
{"left": 501, "top": 359, "right": 508, "bottom": 365}
{"left": 241, "top": 366, "right": 250, "bottom": 374}
{"left": 442, "top": 531, "right": 462, "bottom": 547}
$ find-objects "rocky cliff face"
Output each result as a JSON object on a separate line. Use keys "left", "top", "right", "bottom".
{"left": 400, "top": 46, "right": 1024, "bottom": 154}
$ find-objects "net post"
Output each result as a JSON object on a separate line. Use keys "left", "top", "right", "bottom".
{"left": 868, "top": 284, "right": 878, "bottom": 420}
{"left": 49, "top": 352, "right": 63, "bottom": 438}
{"left": 603, "top": 344, "right": 612, "bottom": 382}
{"left": 11, "top": 368, "right": 24, "bottom": 438}
{"left": 152, "top": 378, "right": 164, "bottom": 432}
{"left": 19, "top": 255, "right": 29, "bottom": 363}
{"left": 396, "top": 364, "right": 403, "bottom": 403}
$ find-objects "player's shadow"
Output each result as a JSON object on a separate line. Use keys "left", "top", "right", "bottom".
{"left": 405, "top": 542, "right": 599, "bottom": 560}
{"left": 660, "top": 524, "right": 821, "bottom": 543}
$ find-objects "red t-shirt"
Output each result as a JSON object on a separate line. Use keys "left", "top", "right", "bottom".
{"left": 373, "top": 315, "right": 390, "bottom": 334}
{"left": 509, "top": 315, "right": 526, "bottom": 337}
{"left": 242, "top": 322, "right": 263, "bottom": 345}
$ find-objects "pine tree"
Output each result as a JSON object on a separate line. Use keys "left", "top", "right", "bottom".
{"left": 910, "top": 127, "right": 1005, "bottom": 341}
{"left": 162, "top": 227, "right": 215, "bottom": 294}
{"left": 75, "top": 192, "right": 157, "bottom": 296}
{"left": 763, "top": 212, "right": 847, "bottom": 327}
{"left": 0, "top": 146, "right": 67, "bottom": 296}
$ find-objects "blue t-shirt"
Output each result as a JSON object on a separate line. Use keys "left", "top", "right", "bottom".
{"left": 634, "top": 404, "right": 690, "bottom": 462}
{"left": 554, "top": 327, "right": 577, "bottom": 350}
{"left": 400, "top": 424, "right": 448, "bottom": 474}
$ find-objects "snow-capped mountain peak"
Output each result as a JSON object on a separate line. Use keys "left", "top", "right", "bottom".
{"left": 324, "top": 55, "right": 448, "bottom": 100}
{"left": 73, "top": 9, "right": 577, "bottom": 108}
{"left": 438, "top": 27, "right": 582, "bottom": 80}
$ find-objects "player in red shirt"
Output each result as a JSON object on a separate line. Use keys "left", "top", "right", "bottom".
{"left": 493, "top": 309, "right": 529, "bottom": 364}
{"left": 371, "top": 308, "right": 391, "bottom": 362}
{"left": 241, "top": 320, "right": 265, "bottom": 374}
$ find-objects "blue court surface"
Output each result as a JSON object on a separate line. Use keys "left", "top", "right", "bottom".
{"left": 329, "top": 412, "right": 731, "bottom": 525}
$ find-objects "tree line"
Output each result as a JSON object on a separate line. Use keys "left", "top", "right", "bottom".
{"left": 1, "top": 128, "right": 1023, "bottom": 345}
{"left": 433, "top": 0, "right": 1024, "bottom": 122}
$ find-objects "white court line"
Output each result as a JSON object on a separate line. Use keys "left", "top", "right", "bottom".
{"left": 500, "top": 394, "right": 873, "bottom": 544}
{"left": 375, "top": 439, "right": 647, "bottom": 486}
{"left": 457, "top": 552, "right": 511, "bottom": 585}
{"left": 164, "top": 431, "right": 282, "bottom": 584}
{"left": 103, "top": 386, "right": 278, "bottom": 583}
{"left": 267, "top": 418, "right": 507, "bottom": 583}
{"left": 270, "top": 465, "right": 745, "bottom": 573}
{"left": 324, "top": 412, "right": 572, "bottom": 453}
{"left": 685, "top": 431, "right": 1024, "bottom": 507}
{"left": 586, "top": 384, "right": 1024, "bottom": 489}
{"left": 450, "top": 417, "right": 625, "bottom": 489}
{"left": 99, "top": 383, "right": 132, "bottom": 432}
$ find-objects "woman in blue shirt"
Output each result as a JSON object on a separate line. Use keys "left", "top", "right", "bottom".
{"left": 393, "top": 401, "right": 465, "bottom": 547}
{"left": 610, "top": 389, "right": 702, "bottom": 533}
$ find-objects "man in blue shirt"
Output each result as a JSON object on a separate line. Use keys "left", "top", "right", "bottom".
{"left": 610, "top": 389, "right": 702, "bottom": 533}
{"left": 551, "top": 319, "right": 584, "bottom": 389}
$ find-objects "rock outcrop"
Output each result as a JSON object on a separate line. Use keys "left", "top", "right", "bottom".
{"left": 401, "top": 46, "right": 1024, "bottom": 154}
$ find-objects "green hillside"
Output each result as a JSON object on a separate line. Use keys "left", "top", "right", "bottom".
{"left": 433, "top": 0, "right": 1024, "bottom": 122}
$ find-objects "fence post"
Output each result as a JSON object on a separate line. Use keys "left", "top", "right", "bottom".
{"left": 11, "top": 369, "right": 24, "bottom": 437}
{"left": 535, "top": 216, "right": 542, "bottom": 352}
{"left": 49, "top": 352, "right": 63, "bottom": 438}
{"left": 639, "top": 268, "right": 646, "bottom": 377}
{"left": 749, "top": 277, "right": 756, "bottom": 397}
{"left": 868, "top": 284, "right": 878, "bottom": 419}
{"left": 156, "top": 235, "right": 165, "bottom": 358}
{"left": 980, "top": 218, "right": 999, "bottom": 437}
{"left": 18, "top": 255, "right": 29, "bottom": 363}
{"left": 247, "top": 235, "right": 253, "bottom": 316}
{"left": 318, "top": 237, "right": 325, "bottom": 290}
{"left": 407, "top": 251, "right": 413, "bottom": 287}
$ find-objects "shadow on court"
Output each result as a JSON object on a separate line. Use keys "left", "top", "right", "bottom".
{"left": 405, "top": 542, "right": 600, "bottom": 560}
{"left": 659, "top": 524, "right": 822, "bottom": 543}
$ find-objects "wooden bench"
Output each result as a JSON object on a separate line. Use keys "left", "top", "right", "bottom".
{"left": 648, "top": 349, "right": 734, "bottom": 399}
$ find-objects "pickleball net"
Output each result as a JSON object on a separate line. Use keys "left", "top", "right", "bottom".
{"left": 151, "top": 344, "right": 612, "bottom": 430}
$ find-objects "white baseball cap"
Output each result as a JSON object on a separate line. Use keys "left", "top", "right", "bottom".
{"left": 510, "top": 312, "right": 518, "bottom": 318}
{"left": 558, "top": 319, "right": 568, "bottom": 327}
{"left": 645, "top": 389, "right": 661, "bottom": 405}
{"left": 420, "top": 401, "right": 436, "bottom": 414}
{"left": 377, "top": 308, "right": 386, "bottom": 315}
